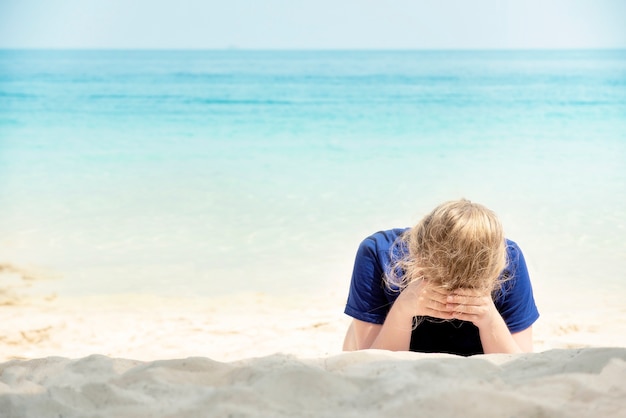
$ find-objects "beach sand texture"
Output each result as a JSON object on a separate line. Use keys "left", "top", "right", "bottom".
{"left": 2, "top": 272, "right": 626, "bottom": 418}
{"left": 1, "top": 348, "right": 625, "bottom": 417}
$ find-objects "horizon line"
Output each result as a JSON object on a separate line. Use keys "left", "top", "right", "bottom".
{"left": 1, "top": 47, "right": 625, "bottom": 52}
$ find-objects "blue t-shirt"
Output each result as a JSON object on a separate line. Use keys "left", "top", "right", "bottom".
{"left": 344, "top": 228, "right": 540, "bottom": 356}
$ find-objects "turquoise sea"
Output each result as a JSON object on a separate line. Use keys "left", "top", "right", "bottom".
{"left": 1, "top": 50, "right": 625, "bottom": 298}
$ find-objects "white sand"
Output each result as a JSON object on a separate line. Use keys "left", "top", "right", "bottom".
{"left": 1, "top": 348, "right": 625, "bottom": 417}
{"left": 2, "top": 269, "right": 626, "bottom": 417}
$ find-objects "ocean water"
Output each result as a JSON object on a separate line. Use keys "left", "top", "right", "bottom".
{"left": 1, "top": 50, "right": 625, "bottom": 298}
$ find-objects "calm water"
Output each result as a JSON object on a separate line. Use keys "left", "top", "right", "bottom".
{"left": 1, "top": 50, "right": 625, "bottom": 297}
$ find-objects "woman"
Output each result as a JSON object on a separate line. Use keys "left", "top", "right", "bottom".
{"left": 343, "top": 199, "right": 539, "bottom": 355}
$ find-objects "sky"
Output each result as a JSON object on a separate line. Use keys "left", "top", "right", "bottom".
{"left": 0, "top": 0, "right": 625, "bottom": 49}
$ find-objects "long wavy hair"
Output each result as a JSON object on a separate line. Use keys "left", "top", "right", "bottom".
{"left": 386, "top": 199, "right": 508, "bottom": 295}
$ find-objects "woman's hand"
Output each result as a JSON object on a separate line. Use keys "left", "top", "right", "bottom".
{"left": 444, "top": 288, "right": 499, "bottom": 329}
{"left": 395, "top": 280, "right": 458, "bottom": 320}
{"left": 397, "top": 282, "right": 498, "bottom": 329}
{"left": 362, "top": 279, "right": 451, "bottom": 351}
{"left": 446, "top": 288, "right": 529, "bottom": 354}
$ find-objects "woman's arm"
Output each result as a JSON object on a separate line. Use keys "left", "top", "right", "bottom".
{"left": 512, "top": 327, "right": 533, "bottom": 352}
{"left": 347, "top": 299, "right": 415, "bottom": 351}
{"left": 445, "top": 289, "right": 533, "bottom": 353}
{"left": 477, "top": 314, "right": 533, "bottom": 353}
{"left": 342, "top": 320, "right": 382, "bottom": 350}
{"left": 345, "top": 283, "right": 534, "bottom": 353}
{"left": 344, "top": 279, "right": 454, "bottom": 351}
{"left": 343, "top": 305, "right": 413, "bottom": 351}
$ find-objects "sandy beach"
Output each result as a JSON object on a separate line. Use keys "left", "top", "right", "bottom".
{"left": 2, "top": 268, "right": 626, "bottom": 417}
{"left": 1, "top": 348, "right": 625, "bottom": 417}
{"left": 2, "top": 4, "right": 626, "bottom": 414}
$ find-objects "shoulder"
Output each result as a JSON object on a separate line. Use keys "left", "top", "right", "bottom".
{"left": 354, "top": 228, "right": 408, "bottom": 268}
{"left": 505, "top": 239, "right": 524, "bottom": 258}
{"left": 503, "top": 239, "right": 530, "bottom": 279}
{"left": 359, "top": 228, "right": 409, "bottom": 252}
{"left": 346, "top": 228, "right": 408, "bottom": 324}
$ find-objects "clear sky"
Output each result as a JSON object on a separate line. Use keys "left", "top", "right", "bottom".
{"left": 0, "top": 0, "right": 624, "bottom": 49}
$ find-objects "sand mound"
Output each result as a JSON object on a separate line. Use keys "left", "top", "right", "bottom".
{"left": 1, "top": 347, "right": 624, "bottom": 418}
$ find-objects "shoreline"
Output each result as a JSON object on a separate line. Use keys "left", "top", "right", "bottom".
{"left": 2, "top": 285, "right": 625, "bottom": 363}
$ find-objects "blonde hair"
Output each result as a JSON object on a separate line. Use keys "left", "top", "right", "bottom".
{"left": 386, "top": 199, "right": 507, "bottom": 295}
